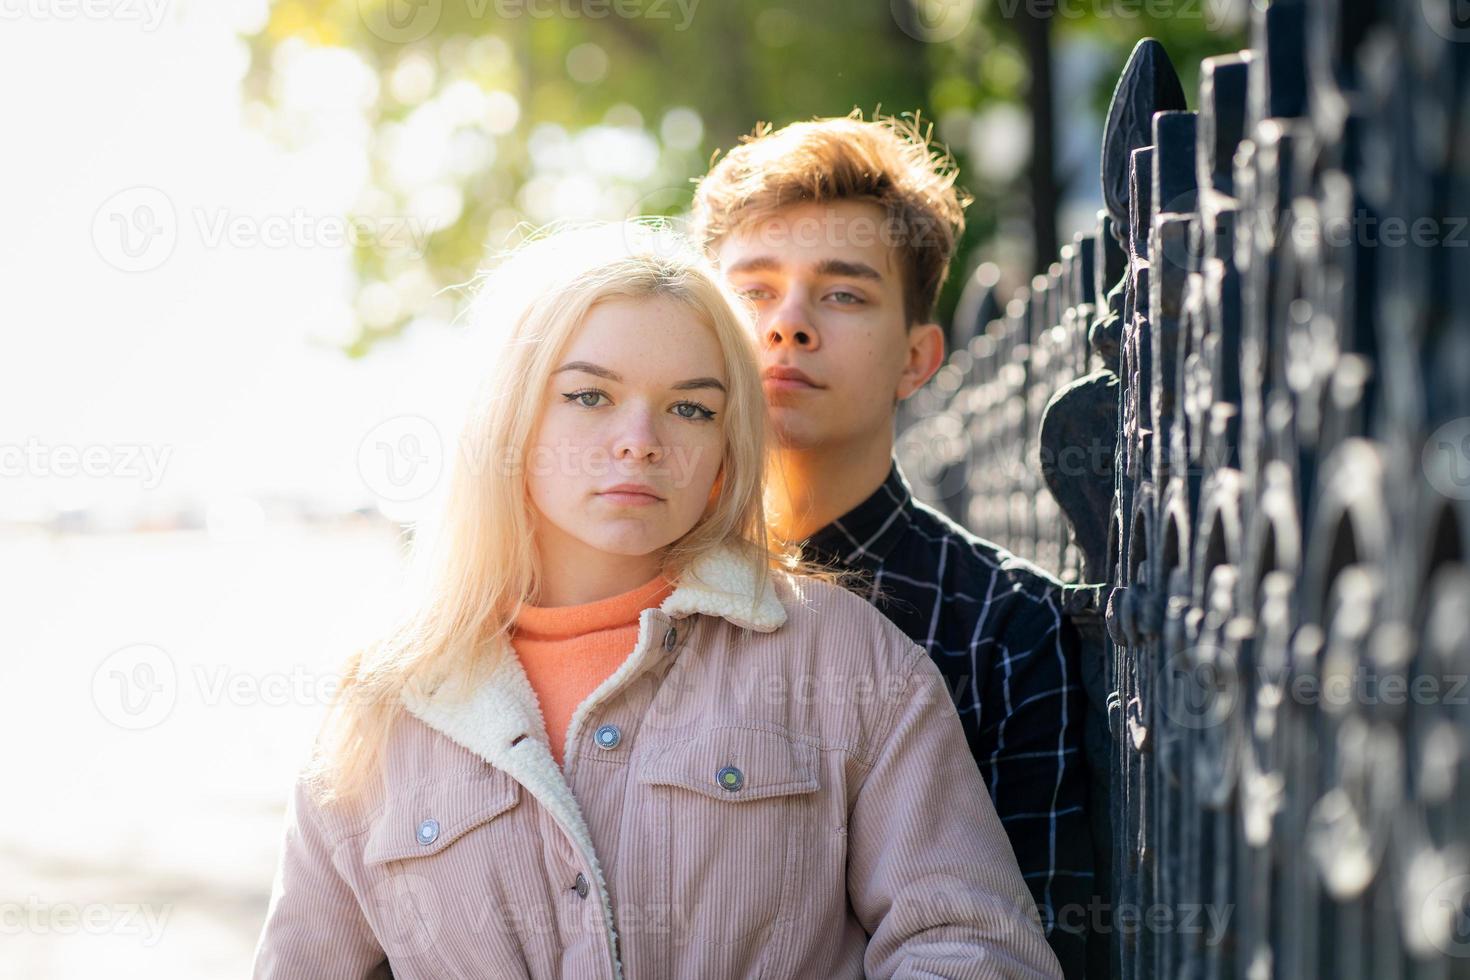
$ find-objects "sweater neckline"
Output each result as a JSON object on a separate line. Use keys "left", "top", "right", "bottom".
{"left": 514, "top": 573, "right": 675, "bottom": 640}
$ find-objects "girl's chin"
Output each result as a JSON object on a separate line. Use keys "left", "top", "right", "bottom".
{"left": 578, "top": 530, "right": 680, "bottom": 558}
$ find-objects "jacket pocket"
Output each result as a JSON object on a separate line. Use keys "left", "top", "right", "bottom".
{"left": 637, "top": 725, "right": 820, "bottom": 946}
{"left": 359, "top": 768, "right": 529, "bottom": 977}
{"left": 363, "top": 767, "right": 521, "bottom": 866}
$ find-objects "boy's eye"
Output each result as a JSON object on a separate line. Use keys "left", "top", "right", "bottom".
{"left": 827, "top": 289, "right": 864, "bottom": 305}
{"left": 739, "top": 285, "right": 775, "bottom": 302}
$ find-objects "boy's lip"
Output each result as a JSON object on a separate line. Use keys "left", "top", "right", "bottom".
{"left": 762, "top": 365, "right": 823, "bottom": 389}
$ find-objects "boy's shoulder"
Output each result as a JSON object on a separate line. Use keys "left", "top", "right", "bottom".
{"left": 900, "top": 496, "right": 1066, "bottom": 616}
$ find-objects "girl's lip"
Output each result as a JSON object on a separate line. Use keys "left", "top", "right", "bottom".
{"left": 596, "top": 491, "right": 664, "bottom": 505}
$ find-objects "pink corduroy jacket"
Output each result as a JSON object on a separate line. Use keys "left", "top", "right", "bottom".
{"left": 252, "top": 544, "right": 1064, "bottom": 979}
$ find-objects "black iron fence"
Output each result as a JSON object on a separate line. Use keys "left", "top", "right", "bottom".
{"left": 897, "top": 1, "right": 1470, "bottom": 976}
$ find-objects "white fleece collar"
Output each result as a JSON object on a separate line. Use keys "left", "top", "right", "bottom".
{"left": 399, "top": 543, "right": 786, "bottom": 978}
{"left": 655, "top": 541, "right": 787, "bottom": 632}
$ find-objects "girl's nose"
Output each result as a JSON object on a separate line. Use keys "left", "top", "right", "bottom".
{"left": 612, "top": 404, "right": 665, "bottom": 463}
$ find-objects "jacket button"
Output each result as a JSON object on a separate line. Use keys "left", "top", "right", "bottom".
{"left": 662, "top": 625, "right": 678, "bottom": 651}
{"left": 573, "top": 872, "right": 589, "bottom": 899}
{"left": 416, "top": 818, "right": 439, "bottom": 845}
{"left": 594, "top": 724, "right": 622, "bottom": 749}
{"left": 716, "top": 766, "right": 744, "bottom": 792}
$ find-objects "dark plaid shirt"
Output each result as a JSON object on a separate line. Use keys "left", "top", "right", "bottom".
{"left": 802, "top": 458, "right": 1092, "bottom": 977}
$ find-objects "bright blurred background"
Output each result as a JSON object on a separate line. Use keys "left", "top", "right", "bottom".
{"left": 1, "top": 0, "right": 1241, "bottom": 974}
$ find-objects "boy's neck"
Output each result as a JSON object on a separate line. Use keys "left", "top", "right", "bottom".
{"left": 767, "top": 434, "right": 896, "bottom": 544}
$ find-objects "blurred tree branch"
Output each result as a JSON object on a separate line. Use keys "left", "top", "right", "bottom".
{"left": 240, "top": 0, "right": 1243, "bottom": 352}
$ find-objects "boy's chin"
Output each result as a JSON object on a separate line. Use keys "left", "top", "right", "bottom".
{"left": 767, "top": 414, "right": 841, "bottom": 452}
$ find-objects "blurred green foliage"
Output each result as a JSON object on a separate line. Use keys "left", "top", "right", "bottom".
{"left": 242, "top": 0, "right": 1243, "bottom": 353}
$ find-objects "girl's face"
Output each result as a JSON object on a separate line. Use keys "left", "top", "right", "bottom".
{"left": 526, "top": 294, "right": 729, "bottom": 567}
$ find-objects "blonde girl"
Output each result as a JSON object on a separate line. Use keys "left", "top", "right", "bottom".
{"left": 253, "top": 223, "right": 1061, "bottom": 979}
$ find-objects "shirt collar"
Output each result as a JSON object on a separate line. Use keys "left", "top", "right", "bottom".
{"left": 802, "top": 458, "right": 917, "bottom": 567}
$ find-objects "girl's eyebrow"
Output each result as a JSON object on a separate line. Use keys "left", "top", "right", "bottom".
{"left": 552, "top": 362, "right": 727, "bottom": 393}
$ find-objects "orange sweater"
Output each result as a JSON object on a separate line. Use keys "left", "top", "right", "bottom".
{"left": 512, "top": 573, "right": 675, "bottom": 766}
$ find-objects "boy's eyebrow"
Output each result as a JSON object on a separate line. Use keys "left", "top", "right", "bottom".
{"left": 552, "top": 361, "right": 727, "bottom": 393}
{"left": 724, "top": 255, "right": 782, "bottom": 276}
{"left": 813, "top": 259, "right": 884, "bottom": 281}
{"left": 725, "top": 255, "right": 885, "bottom": 282}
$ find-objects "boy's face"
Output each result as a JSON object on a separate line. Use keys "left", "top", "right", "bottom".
{"left": 715, "top": 199, "right": 943, "bottom": 452}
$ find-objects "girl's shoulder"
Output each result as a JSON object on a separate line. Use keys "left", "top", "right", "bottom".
{"left": 294, "top": 706, "right": 465, "bottom": 841}
{"left": 765, "top": 568, "right": 928, "bottom": 673}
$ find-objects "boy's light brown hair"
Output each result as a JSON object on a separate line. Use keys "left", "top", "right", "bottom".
{"left": 689, "top": 110, "right": 971, "bottom": 327}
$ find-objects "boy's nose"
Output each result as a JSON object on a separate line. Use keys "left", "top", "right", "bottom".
{"left": 764, "top": 300, "right": 817, "bottom": 350}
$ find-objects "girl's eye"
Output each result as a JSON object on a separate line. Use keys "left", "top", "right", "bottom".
{"left": 562, "top": 389, "right": 607, "bottom": 408}
{"left": 673, "top": 401, "right": 717, "bottom": 422}
{"left": 564, "top": 390, "right": 715, "bottom": 422}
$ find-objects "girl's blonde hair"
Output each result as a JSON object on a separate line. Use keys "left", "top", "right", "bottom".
{"left": 307, "top": 222, "right": 842, "bottom": 806}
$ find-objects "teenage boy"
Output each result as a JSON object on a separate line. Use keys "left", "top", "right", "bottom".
{"left": 691, "top": 113, "right": 1091, "bottom": 977}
